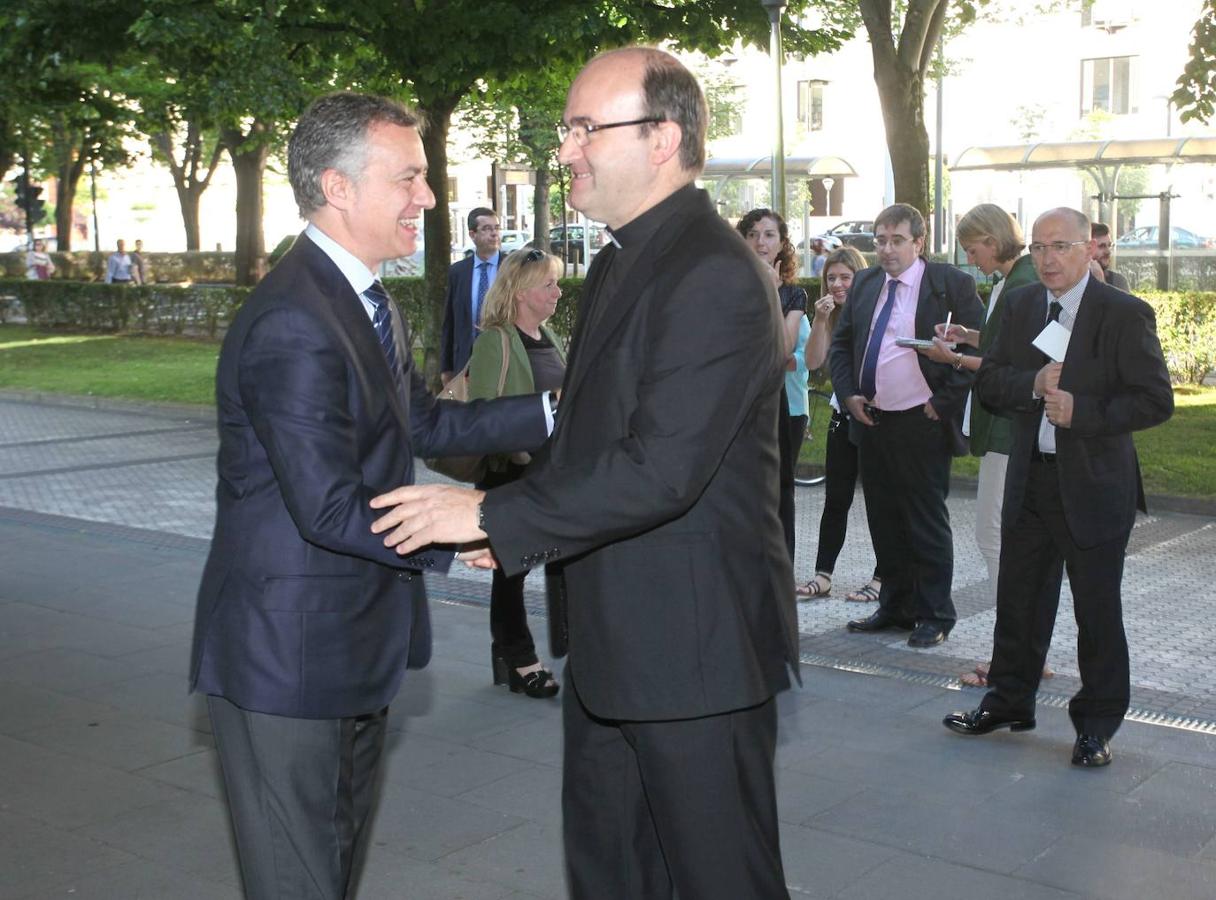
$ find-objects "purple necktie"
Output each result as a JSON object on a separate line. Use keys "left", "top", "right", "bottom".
{"left": 858, "top": 279, "right": 899, "bottom": 401}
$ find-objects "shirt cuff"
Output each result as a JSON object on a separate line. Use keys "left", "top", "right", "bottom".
{"left": 541, "top": 391, "right": 557, "bottom": 435}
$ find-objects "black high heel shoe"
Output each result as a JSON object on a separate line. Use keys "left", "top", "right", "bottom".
{"left": 492, "top": 655, "right": 560, "bottom": 698}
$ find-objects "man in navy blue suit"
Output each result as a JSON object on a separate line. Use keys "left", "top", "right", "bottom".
{"left": 440, "top": 206, "right": 507, "bottom": 381}
{"left": 189, "top": 93, "right": 554, "bottom": 899}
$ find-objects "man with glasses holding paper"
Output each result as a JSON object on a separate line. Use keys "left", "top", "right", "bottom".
{"left": 943, "top": 207, "right": 1173, "bottom": 768}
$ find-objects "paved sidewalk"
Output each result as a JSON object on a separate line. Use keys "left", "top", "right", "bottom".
{"left": 2, "top": 395, "right": 1216, "bottom": 898}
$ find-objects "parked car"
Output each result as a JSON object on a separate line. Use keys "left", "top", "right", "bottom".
{"left": 796, "top": 234, "right": 842, "bottom": 252}
{"left": 499, "top": 230, "right": 533, "bottom": 254}
{"left": 1115, "top": 226, "right": 1213, "bottom": 250}
{"left": 549, "top": 223, "right": 607, "bottom": 263}
{"left": 824, "top": 220, "right": 875, "bottom": 251}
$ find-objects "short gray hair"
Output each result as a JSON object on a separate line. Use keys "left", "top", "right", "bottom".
{"left": 288, "top": 93, "right": 420, "bottom": 217}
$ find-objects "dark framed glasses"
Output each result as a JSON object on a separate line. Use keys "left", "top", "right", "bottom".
{"left": 523, "top": 248, "right": 546, "bottom": 263}
{"left": 556, "top": 117, "right": 665, "bottom": 146}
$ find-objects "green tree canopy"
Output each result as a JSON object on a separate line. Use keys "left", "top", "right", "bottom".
{"left": 1173, "top": 0, "right": 1216, "bottom": 124}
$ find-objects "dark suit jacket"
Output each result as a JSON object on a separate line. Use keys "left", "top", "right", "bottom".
{"left": 828, "top": 261, "right": 984, "bottom": 454}
{"left": 190, "top": 233, "right": 546, "bottom": 719}
{"left": 970, "top": 253, "right": 1039, "bottom": 457}
{"left": 441, "top": 251, "right": 508, "bottom": 374}
{"left": 976, "top": 277, "right": 1173, "bottom": 548}
{"left": 481, "top": 186, "right": 799, "bottom": 722}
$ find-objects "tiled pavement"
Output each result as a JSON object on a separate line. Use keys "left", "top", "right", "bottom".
{"left": 2, "top": 393, "right": 1215, "bottom": 899}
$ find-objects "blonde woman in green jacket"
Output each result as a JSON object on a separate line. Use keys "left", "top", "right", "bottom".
{"left": 467, "top": 247, "right": 567, "bottom": 698}
{"left": 920, "top": 204, "right": 1051, "bottom": 687}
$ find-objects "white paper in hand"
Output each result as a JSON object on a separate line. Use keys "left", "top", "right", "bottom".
{"left": 1033, "top": 320, "right": 1071, "bottom": 363}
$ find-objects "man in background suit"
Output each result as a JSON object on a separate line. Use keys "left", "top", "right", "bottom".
{"left": 1090, "top": 221, "right": 1130, "bottom": 291}
{"left": 830, "top": 203, "right": 984, "bottom": 648}
{"left": 368, "top": 47, "right": 799, "bottom": 898}
{"left": 190, "top": 93, "right": 553, "bottom": 899}
{"left": 944, "top": 208, "right": 1172, "bottom": 767}
{"left": 440, "top": 206, "right": 507, "bottom": 381}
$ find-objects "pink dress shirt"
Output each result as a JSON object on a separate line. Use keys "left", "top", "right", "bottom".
{"left": 864, "top": 257, "right": 932, "bottom": 411}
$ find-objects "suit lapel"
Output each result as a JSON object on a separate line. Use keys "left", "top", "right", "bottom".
{"left": 558, "top": 247, "right": 619, "bottom": 405}
{"left": 1061, "top": 279, "right": 1106, "bottom": 379}
{"left": 850, "top": 269, "right": 884, "bottom": 374}
{"left": 915, "top": 263, "right": 938, "bottom": 337}
{"left": 300, "top": 238, "right": 412, "bottom": 434}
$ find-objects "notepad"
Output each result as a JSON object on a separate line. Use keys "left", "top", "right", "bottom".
{"left": 1033, "top": 320, "right": 1071, "bottom": 363}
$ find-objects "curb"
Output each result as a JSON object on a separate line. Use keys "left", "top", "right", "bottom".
{"left": 0, "top": 389, "right": 214, "bottom": 421}
{"left": 5, "top": 390, "right": 1213, "bottom": 519}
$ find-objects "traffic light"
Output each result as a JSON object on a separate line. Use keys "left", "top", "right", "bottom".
{"left": 24, "top": 184, "right": 45, "bottom": 224}
{"left": 10, "top": 175, "right": 46, "bottom": 225}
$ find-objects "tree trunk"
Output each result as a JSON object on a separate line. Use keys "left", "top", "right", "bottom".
{"left": 419, "top": 94, "right": 460, "bottom": 390}
{"left": 179, "top": 191, "right": 201, "bottom": 251}
{"left": 222, "top": 124, "right": 269, "bottom": 286}
{"left": 154, "top": 124, "right": 220, "bottom": 252}
{"left": 873, "top": 62, "right": 932, "bottom": 222}
{"left": 532, "top": 165, "right": 551, "bottom": 249}
{"left": 53, "top": 149, "right": 87, "bottom": 252}
{"left": 859, "top": 0, "right": 949, "bottom": 245}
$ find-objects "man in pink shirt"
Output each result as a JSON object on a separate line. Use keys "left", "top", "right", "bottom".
{"left": 828, "top": 204, "right": 983, "bottom": 647}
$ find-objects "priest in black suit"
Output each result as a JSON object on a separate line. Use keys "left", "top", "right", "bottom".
{"left": 944, "top": 207, "right": 1173, "bottom": 768}
{"left": 370, "top": 48, "right": 798, "bottom": 899}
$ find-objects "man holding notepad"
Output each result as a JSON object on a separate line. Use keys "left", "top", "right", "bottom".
{"left": 943, "top": 207, "right": 1173, "bottom": 768}
{"left": 829, "top": 203, "right": 983, "bottom": 648}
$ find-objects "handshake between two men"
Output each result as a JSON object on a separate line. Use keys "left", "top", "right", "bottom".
{"left": 369, "top": 483, "right": 497, "bottom": 568}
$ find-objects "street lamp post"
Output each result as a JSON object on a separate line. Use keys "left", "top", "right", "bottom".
{"left": 760, "top": 0, "right": 787, "bottom": 218}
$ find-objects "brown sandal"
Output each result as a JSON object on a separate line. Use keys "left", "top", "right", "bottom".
{"left": 795, "top": 572, "right": 831, "bottom": 600}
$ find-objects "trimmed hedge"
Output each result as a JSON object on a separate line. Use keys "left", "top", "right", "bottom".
{"left": 3, "top": 276, "right": 1210, "bottom": 384}
{"left": 1, "top": 251, "right": 236, "bottom": 283}
{"left": 1, "top": 279, "right": 247, "bottom": 339}
{"left": 1143, "top": 291, "right": 1216, "bottom": 385}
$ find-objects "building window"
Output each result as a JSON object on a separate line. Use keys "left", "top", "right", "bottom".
{"left": 797, "top": 80, "right": 826, "bottom": 131}
{"left": 1081, "top": 1, "right": 1135, "bottom": 31}
{"left": 447, "top": 177, "right": 458, "bottom": 203}
{"left": 1081, "top": 56, "right": 1136, "bottom": 115}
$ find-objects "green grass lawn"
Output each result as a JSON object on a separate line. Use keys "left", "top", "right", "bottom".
{"left": 3, "top": 323, "right": 1214, "bottom": 498}
{"left": 0, "top": 324, "right": 221, "bottom": 405}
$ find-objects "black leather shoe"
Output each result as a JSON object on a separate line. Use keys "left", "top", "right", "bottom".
{"left": 943, "top": 707, "right": 1036, "bottom": 735}
{"left": 846, "top": 610, "right": 915, "bottom": 633}
{"left": 908, "top": 623, "right": 948, "bottom": 647}
{"left": 493, "top": 654, "right": 559, "bottom": 698}
{"left": 1072, "top": 734, "right": 1112, "bottom": 768}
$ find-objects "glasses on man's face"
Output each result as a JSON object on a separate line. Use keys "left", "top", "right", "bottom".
{"left": 874, "top": 236, "right": 913, "bottom": 250}
{"left": 475, "top": 224, "right": 500, "bottom": 234}
{"left": 556, "top": 117, "right": 665, "bottom": 147}
{"left": 1028, "top": 240, "right": 1088, "bottom": 257}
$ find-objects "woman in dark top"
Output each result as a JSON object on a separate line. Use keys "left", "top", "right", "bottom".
{"left": 797, "top": 246, "right": 883, "bottom": 602}
{"left": 467, "top": 248, "right": 567, "bottom": 698}
{"left": 737, "top": 208, "right": 806, "bottom": 570}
